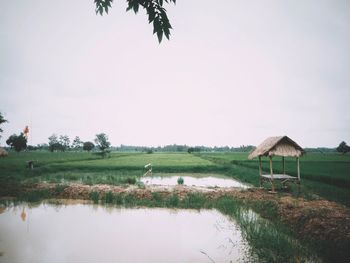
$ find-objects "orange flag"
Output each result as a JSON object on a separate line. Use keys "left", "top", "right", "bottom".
{"left": 23, "top": 126, "right": 29, "bottom": 138}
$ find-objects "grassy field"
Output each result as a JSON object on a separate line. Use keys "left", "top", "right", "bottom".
{"left": 1, "top": 150, "right": 349, "bottom": 262}
{"left": 1, "top": 151, "right": 349, "bottom": 206}
{"left": 197, "top": 152, "right": 350, "bottom": 206}
{"left": 0, "top": 152, "right": 217, "bottom": 190}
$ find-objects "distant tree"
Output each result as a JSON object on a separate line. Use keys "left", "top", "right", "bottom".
{"left": 146, "top": 149, "right": 153, "bottom": 154}
{"left": 48, "top": 134, "right": 62, "bottom": 152}
{"left": 59, "top": 135, "right": 70, "bottom": 152}
{"left": 27, "top": 145, "right": 38, "bottom": 151}
{"left": 0, "top": 112, "right": 8, "bottom": 141}
{"left": 336, "top": 141, "right": 350, "bottom": 154}
{"left": 188, "top": 147, "right": 200, "bottom": 153}
{"left": 72, "top": 136, "right": 83, "bottom": 150}
{"left": 83, "top": 141, "right": 95, "bottom": 152}
{"left": 95, "top": 133, "right": 111, "bottom": 152}
{"left": 94, "top": 0, "right": 175, "bottom": 43}
{"left": 37, "top": 143, "right": 49, "bottom": 151}
{"left": 6, "top": 133, "right": 27, "bottom": 152}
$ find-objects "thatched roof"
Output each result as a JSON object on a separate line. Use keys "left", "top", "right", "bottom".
{"left": 248, "top": 136, "right": 304, "bottom": 160}
{"left": 0, "top": 147, "right": 8, "bottom": 157}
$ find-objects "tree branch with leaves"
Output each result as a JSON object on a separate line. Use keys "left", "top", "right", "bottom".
{"left": 94, "top": 0, "right": 176, "bottom": 42}
{"left": 0, "top": 112, "right": 8, "bottom": 142}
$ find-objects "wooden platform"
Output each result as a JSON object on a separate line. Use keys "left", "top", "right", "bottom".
{"left": 261, "top": 174, "right": 298, "bottom": 180}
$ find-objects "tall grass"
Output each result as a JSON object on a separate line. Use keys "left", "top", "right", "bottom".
{"left": 215, "top": 197, "right": 314, "bottom": 262}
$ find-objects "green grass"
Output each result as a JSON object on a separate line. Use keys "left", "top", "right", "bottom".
{"left": 1, "top": 150, "right": 350, "bottom": 206}
{"left": 0, "top": 152, "right": 216, "bottom": 190}
{"left": 197, "top": 152, "right": 350, "bottom": 206}
{"left": 1, "top": 149, "right": 348, "bottom": 262}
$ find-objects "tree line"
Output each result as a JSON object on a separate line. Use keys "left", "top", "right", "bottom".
{"left": 117, "top": 144, "right": 256, "bottom": 153}
{"left": 1, "top": 111, "right": 350, "bottom": 155}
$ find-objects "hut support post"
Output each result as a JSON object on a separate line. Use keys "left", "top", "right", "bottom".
{"left": 269, "top": 156, "right": 275, "bottom": 193}
{"left": 282, "top": 156, "right": 285, "bottom": 175}
{"left": 297, "top": 157, "right": 300, "bottom": 181}
{"left": 259, "top": 156, "right": 262, "bottom": 187}
{"left": 297, "top": 157, "right": 301, "bottom": 193}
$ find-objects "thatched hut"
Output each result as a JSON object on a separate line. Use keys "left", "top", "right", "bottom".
{"left": 248, "top": 136, "right": 304, "bottom": 192}
{"left": 0, "top": 147, "right": 8, "bottom": 157}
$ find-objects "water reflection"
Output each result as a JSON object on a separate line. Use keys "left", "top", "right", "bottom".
{"left": 0, "top": 203, "right": 251, "bottom": 263}
{"left": 141, "top": 175, "right": 249, "bottom": 188}
{"left": 20, "top": 208, "right": 26, "bottom": 222}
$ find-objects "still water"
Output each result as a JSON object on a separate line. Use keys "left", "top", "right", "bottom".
{"left": 141, "top": 174, "right": 249, "bottom": 188}
{"left": 0, "top": 203, "right": 251, "bottom": 263}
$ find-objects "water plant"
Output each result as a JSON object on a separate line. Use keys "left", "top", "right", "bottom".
{"left": 18, "top": 189, "right": 51, "bottom": 202}
{"left": 166, "top": 194, "right": 179, "bottom": 207}
{"left": 177, "top": 177, "right": 184, "bottom": 185}
{"left": 53, "top": 184, "right": 68, "bottom": 195}
{"left": 89, "top": 191, "right": 99, "bottom": 204}
{"left": 104, "top": 191, "right": 114, "bottom": 204}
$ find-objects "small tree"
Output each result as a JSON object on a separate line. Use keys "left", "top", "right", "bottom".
{"left": 72, "top": 136, "right": 83, "bottom": 150}
{"left": 95, "top": 133, "right": 111, "bottom": 158}
{"left": 95, "top": 133, "right": 111, "bottom": 151}
{"left": 59, "top": 135, "right": 70, "bottom": 152}
{"left": 0, "top": 112, "right": 8, "bottom": 141}
{"left": 337, "top": 141, "right": 350, "bottom": 154}
{"left": 48, "top": 134, "right": 61, "bottom": 152}
{"left": 6, "top": 133, "right": 27, "bottom": 152}
{"left": 83, "top": 141, "right": 95, "bottom": 152}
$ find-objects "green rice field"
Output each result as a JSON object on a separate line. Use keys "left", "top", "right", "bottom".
{"left": 0, "top": 151, "right": 349, "bottom": 206}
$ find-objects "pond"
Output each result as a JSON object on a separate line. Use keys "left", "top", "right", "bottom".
{"left": 0, "top": 202, "right": 251, "bottom": 263}
{"left": 141, "top": 173, "right": 249, "bottom": 188}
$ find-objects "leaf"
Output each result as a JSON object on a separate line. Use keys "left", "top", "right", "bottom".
{"left": 157, "top": 30, "right": 163, "bottom": 43}
{"left": 133, "top": 3, "right": 139, "bottom": 13}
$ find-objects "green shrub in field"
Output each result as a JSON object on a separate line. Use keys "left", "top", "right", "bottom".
{"left": 126, "top": 177, "right": 136, "bottom": 184}
{"left": 166, "top": 194, "right": 179, "bottom": 207}
{"left": 114, "top": 194, "right": 123, "bottom": 205}
{"left": 183, "top": 193, "right": 206, "bottom": 209}
{"left": 152, "top": 192, "right": 162, "bottom": 202}
{"left": 104, "top": 191, "right": 114, "bottom": 204}
{"left": 18, "top": 189, "right": 51, "bottom": 202}
{"left": 89, "top": 191, "right": 99, "bottom": 204}
{"left": 54, "top": 184, "right": 67, "bottom": 195}
{"left": 177, "top": 177, "right": 184, "bottom": 185}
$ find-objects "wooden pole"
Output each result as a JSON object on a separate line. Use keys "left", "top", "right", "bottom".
{"left": 282, "top": 156, "right": 285, "bottom": 175}
{"left": 269, "top": 156, "right": 275, "bottom": 192}
{"left": 259, "top": 156, "right": 262, "bottom": 187}
{"left": 297, "top": 157, "right": 300, "bottom": 181}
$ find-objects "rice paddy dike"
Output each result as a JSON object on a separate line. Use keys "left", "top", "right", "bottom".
{"left": 1, "top": 151, "right": 350, "bottom": 262}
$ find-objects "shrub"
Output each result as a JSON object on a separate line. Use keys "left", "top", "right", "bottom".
{"left": 89, "top": 191, "right": 99, "bottom": 204}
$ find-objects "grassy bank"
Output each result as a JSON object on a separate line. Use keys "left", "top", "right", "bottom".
{"left": 197, "top": 152, "right": 350, "bottom": 206}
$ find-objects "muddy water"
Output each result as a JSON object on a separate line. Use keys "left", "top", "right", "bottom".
{"left": 0, "top": 203, "right": 251, "bottom": 263}
{"left": 141, "top": 174, "right": 249, "bottom": 188}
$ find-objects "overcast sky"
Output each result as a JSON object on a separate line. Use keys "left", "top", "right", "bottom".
{"left": 1, "top": 0, "right": 349, "bottom": 147}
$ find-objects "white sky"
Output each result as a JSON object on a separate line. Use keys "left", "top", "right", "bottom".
{"left": 0, "top": 0, "right": 349, "bottom": 147}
